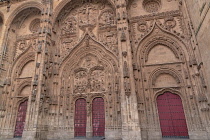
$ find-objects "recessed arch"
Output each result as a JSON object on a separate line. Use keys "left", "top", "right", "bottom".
{"left": 135, "top": 23, "right": 191, "bottom": 67}
{"left": 5, "top": 1, "right": 43, "bottom": 26}
{"left": 53, "top": 0, "right": 116, "bottom": 24}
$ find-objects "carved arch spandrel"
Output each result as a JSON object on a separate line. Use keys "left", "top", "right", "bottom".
{"left": 59, "top": 34, "right": 118, "bottom": 74}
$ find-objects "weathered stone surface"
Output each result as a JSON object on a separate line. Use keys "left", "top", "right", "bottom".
{"left": 0, "top": 0, "right": 209, "bottom": 140}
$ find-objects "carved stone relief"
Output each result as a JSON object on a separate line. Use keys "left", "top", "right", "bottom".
{"left": 15, "top": 35, "right": 38, "bottom": 59}
{"left": 73, "top": 55, "right": 106, "bottom": 93}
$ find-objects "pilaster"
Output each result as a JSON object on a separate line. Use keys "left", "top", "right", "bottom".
{"left": 115, "top": 0, "right": 141, "bottom": 139}
{"left": 22, "top": 1, "right": 53, "bottom": 140}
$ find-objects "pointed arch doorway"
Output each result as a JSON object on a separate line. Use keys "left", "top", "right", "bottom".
{"left": 157, "top": 92, "right": 189, "bottom": 138}
{"left": 14, "top": 100, "right": 28, "bottom": 137}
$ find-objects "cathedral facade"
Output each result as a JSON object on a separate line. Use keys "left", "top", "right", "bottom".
{"left": 0, "top": 0, "right": 209, "bottom": 140}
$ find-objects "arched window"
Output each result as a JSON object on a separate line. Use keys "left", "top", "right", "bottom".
{"left": 157, "top": 92, "right": 189, "bottom": 138}
{"left": 74, "top": 98, "right": 87, "bottom": 137}
{"left": 14, "top": 100, "right": 28, "bottom": 137}
{"left": 92, "top": 97, "right": 105, "bottom": 137}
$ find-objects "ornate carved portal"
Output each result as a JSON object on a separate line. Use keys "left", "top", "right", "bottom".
{"left": 92, "top": 97, "right": 105, "bottom": 137}
{"left": 157, "top": 92, "right": 189, "bottom": 138}
{"left": 14, "top": 100, "right": 28, "bottom": 137}
{"left": 74, "top": 99, "right": 87, "bottom": 137}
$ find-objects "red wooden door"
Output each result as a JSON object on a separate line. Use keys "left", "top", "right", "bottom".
{"left": 92, "top": 98, "right": 105, "bottom": 137}
{"left": 74, "top": 99, "right": 87, "bottom": 137}
{"left": 14, "top": 100, "right": 28, "bottom": 137}
{"left": 157, "top": 92, "right": 189, "bottom": 138}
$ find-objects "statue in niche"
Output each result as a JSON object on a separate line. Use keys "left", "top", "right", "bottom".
{"left": 99, "top": 10, "right": 116, "bottom": 28}
{"left": 78, "top": 3, "right": 98, "bottom": 30}
{"left": 18, "top": 41, "right": 26, "bottom": 51}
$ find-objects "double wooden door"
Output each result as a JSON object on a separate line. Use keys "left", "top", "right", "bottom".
{"left": 74, "top": 98, "right": 105, "bottom": 137}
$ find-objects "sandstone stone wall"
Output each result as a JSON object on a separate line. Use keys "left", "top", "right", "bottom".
{"left": 0, "top": 0, "right": 209, "bottom": 140}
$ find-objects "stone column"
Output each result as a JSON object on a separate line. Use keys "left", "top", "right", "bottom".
{"left": 115, "top": 1, "right": 142, "bottom": 140}
{"left": 22, "top": 1, "right": 53, "bottom": 140}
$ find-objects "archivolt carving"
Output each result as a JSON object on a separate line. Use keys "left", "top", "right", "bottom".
{"left": 12, "top": 52, "right": 35, "bottom": 79}
{"left": 143, "top": 39, "right": 181, "bottom": 62}
{"left": 16, "top": 79, "right": 32, "bottom": 96}
{"left": 135, "top": 24, "right": 190, "bottom": 66}
{"left": 149, "top": 67, "right": 182, "bottom": 87}
{"left": 5, "top": 1, "right": 43, "bottom": 26}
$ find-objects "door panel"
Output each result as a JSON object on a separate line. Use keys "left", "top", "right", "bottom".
{"left": 74, "top": 99, "right": 87, "bottom": 137}
{"left": 92, "top": 98, "right": 105, "bottom": 137}
{"left": 14, "top": 100, "right": 28, "bottom": 137}
{"left": 157, "top": 92, "right": 189, "bottom": 138}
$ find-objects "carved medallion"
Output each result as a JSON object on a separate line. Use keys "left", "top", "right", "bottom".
{"left": 143, "top": 0, "right": 161, "bottom": 13}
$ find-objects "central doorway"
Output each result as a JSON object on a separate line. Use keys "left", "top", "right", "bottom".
{"left": 74, "top": 97, "right": 105, "bottom": 138}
